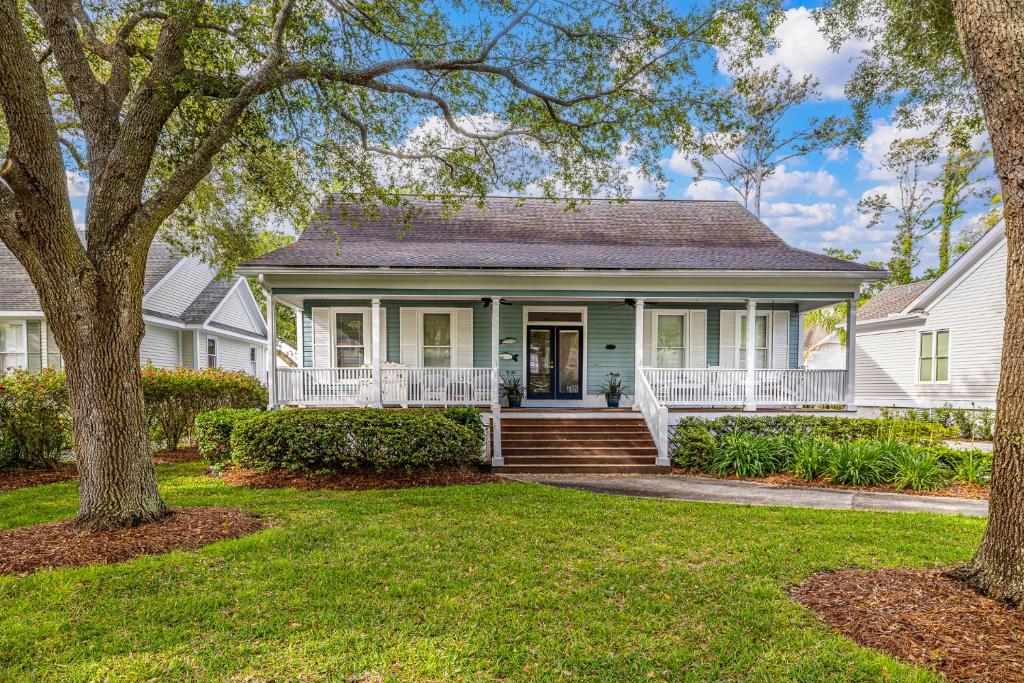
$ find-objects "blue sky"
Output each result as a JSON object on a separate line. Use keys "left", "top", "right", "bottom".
{"left": 65, "top": 2, "right": 996, "bottom": 275}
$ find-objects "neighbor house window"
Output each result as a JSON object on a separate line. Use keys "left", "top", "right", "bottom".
{"left": 422, "top": 313, "right": 452, "bottom": 367}
{"left": 250, "top": 346, "right": 258, "bottom": 375}
{"left": 919, "top": 330, "right": 950, "bottom": 382}
{"left": 206, "top": 336, "right": 218, "bottom": 368}
{"left": 739, "top": 314, "right": 769, "bottom": 369}
{"left": 655, "top": 314, "right": 687, "bottom": 368}
{"left": 0, "top": 322, "right": 26, "bottom": 372}
{"left": 335, "top": 312, "right": 365, "bottom": 367}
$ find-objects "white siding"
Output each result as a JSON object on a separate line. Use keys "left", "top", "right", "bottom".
{"left": 139, "top": 323, "right": 181, "bottom": 369}
{"left": 209, "top": 284, "right": 261, "bottom": 334}
{"left": 855, "top": 241, "right": 1006, "bottom": 408}
{"left": 143, "top": 259, "right": 216, "bottom": 318}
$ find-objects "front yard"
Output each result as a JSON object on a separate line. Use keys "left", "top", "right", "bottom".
{"left": 0, "top": 461, "right": 985, "bottom": 682}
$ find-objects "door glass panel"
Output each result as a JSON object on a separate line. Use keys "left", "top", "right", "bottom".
{"left": 558, "top": 329, "right": 581, "bottom": 395}
{"left": 528, "top": 328, "right": 552, "bottom": 395}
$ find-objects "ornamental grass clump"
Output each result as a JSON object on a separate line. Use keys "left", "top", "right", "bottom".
{"left": 710, "top": 434, "right": 782, "bottom": 478}
{"left": 948, "top": 449, "right": 992, "bottom": 486}
{"left": 784, "top": 435, "right": 834, "bottom": 481}
{"left": 825, "top": 441, "right": 886, "bottom": 487}
{"left": 885, "top": 445, "right": 950, "bottom": 491}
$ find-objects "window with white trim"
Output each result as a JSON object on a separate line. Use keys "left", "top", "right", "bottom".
{"left": 206, "top": 336, "right": 219, "bottom": 368}
{"left": 739, "top": 314, "right": 769, "bottom": 369}
{"left": 655, "top": 314, "right": 687, "bottom": 368}
{"left": 335, "top": 312, "right": 365, "bottom": 367}
{"left": 249, "top": 346, "right": 258, "bottom": 375}
{"left": 421, "top": 313, "right": 452, "bottom": 368}
{"left": 919, "top": 330, "right": 950, "bottom": 382}
{"left": 0, "top": 322, "right": 26, "bottom": 372}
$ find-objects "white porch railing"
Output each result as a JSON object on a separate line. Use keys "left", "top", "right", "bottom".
{"left": 754, "top": 368, "right": 848, "bottom": 406}
{"left": 276, "top": 367, "right": 493, "bottom": 406}
{"left": 635, "top": 367, "right": 670, "bottom": 465}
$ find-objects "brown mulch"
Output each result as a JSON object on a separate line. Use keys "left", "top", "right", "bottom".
{"left": 673, "top": 469, "right": 990, "bottom": 500}
{"left": 0, "top": 507, "right": 268, "bottom": 576}
{"left": 791, "top": 569, "right": 1024, "bottom": 682}
{"left": 153, "top": 446, "right": 202, "bottom": 465}
{"left": 0, "top": 464, "right": 77, "bottom": 493}
{"left": 219, "top": 466, "right": 503, "bottom": 491}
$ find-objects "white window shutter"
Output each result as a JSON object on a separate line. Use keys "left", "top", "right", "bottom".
{"left": 399, "top": 308, "right": 419, "bottom": 365}
{"left": 719, "top": 310, "right": 738, "bottom": 368}
{"left": 455, "top": 308, "right": 474, "bottom": 367}
{"left": 772, "top": 309, "right": 790, "bottom": 368}
{"left": 312, "top": 307, "right": 332, "bottom": 368}
{"left": 688, "top": 310, "right": 707, "bottom": 368}
{"left": 377, "top": 307, "right": 388, "bottom": 363}
{"left": 643, "top": 309, "right": 654, "bottom": 368}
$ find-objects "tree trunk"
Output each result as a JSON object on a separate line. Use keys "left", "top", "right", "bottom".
{"left": 947, "top": 0, "right": 1024, "bottom": 604}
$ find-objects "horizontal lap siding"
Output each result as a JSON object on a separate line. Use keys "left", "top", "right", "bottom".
{"left": 585, "top": 303, "right": 635, "bottom": 394}
{"left": 140, "top": 324, "right": 181, "bottom": 369}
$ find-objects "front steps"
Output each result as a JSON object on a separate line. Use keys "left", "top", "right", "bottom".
{"left": 495, "top": 417, "right": 667, "bottom": 474}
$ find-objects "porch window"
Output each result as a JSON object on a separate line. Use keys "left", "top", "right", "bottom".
{"left": 739, "top": 314, "right": 768, "bottom": 369}
{"left": 0, "top": 322, "right": 26, "bottom": 372}
{"left": 919, "top": 330, "right": 950, "bottom": 382}
{"left": 335, "top": 312, "right": 365, "bottom": 367}
{"left": 655, "top": 314, "right": 687, "bottom": 368}
{"left": 422, "top": 313, "right": 452, "bottom": 367}
{"left": 206, "top": 336, "right": 218, "bottom": 368}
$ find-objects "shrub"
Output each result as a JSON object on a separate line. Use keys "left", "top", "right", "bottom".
{"left": 441, "top": 406, "right": 486, "bottom": 446}
{"left": 886, "top": 445, "right": 949, "bottom": 491}
{"left": 784, "top": 435, "right": 833, "bottom": 481}
{"left": 669, "top": 422, "right": 718, "bottom": 471}
{"left": 825, "top": 441, "right": 885, "bottom": 487}
{"left": 142, "top": 367, "right": 267, "bottom": 449}
{"left": 710, "top": 434, "right": 781, "bottom": 478}
{"left": 948, "top": 449, "right": 992, "bottom": 485}
{"left": 230, "top": 408, "right": 484, "bottom": 473}
{"left": 195, "top": 408, "right": 263, "bottom": 465}
{"left": 0, "top": 368, "right": 71, "bottom": 470}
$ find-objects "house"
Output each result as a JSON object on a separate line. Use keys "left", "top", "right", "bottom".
{"left": 239, "top": 196, "right": 886, "bottom": 470}
{"left": 0, "top": 238, "right": 269, "bottom": 379}
{"left": 853, "top": 223, "right": 1006, "bottom": 411}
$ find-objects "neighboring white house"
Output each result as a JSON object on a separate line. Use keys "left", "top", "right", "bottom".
{"left": 0, "top": 239, "right": 269, "bottom": 379}
{"left": 852, "top": 224, "right": 1006, "bottom": 410}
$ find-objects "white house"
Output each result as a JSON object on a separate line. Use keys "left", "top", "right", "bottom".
{"left": 853, "top": 224, "right": 1006, "bottom": 410}
{"left": 0, "top": 239, "right": 269, "bottom": 379}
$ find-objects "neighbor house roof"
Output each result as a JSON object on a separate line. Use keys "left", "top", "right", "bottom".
{"left": 244, "top": 196, "right": 886, "bottom": 273}
{"left": 857, "top": 280, "right": 934, "bottom": 322}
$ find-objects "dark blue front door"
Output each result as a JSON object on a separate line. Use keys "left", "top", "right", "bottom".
{"left": 527, "top": 325, "right": 583, "bottom": 400}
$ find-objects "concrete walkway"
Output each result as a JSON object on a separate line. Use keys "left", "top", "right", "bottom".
{"left": 507, "top": 473, "right": 988, "bottom": 517}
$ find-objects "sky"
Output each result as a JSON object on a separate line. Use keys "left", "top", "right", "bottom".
{"left": 64, "top": 1, "right": 997, "bottom": 276}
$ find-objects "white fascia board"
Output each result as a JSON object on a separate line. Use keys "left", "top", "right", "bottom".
{"left": 903, "top": 223, "right": 1006, "bottom": 314}
{"left": 848, "top": 312, "right": 927, "bottom": 333}
{"left": 143, "top": 314, "right": 187, "bottom": 329}
{"left": 0, "top": 311, "right": 45, "bottom": 318}
{"left": 202, "top": 277, "right": 268, "bottom": 336}
{"left": 199, "top": 323, "right": 268, "bottom": 345}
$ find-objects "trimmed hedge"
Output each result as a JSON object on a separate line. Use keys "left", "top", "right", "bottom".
{"left": 0, "top": 368, "right": 71, "bottom": 470}
{"left": 195, "top": 408, "right": 264, "bottom": 465}
{"left": 669, "top": 414, "right": 955, "bottom": 471}
{"left": 230, "top": 408, "right": 485, "bottom": 473}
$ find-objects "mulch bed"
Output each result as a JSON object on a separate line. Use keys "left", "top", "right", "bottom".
{"left": 0, "top": 464, "right": 77, "bottom": 493}
{"left": 673, "top": 469, "right": 990, "bottom": 500}
{"left": 219, "top": 466, "right": 503, "bottom": 491}
{"left": 791, "top": 569, "right": 1024, "bottom": 682}
{"left": 0, "top": 507, "right": 268, "bottom": 576}
{"left": 153, "top": 447, "right": 203, "bottom": 465}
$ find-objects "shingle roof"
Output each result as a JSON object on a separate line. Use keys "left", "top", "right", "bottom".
{"left": 244, "top": 196, "right": 885, "bottom": 273}
{"left": 182, "top": 277, "right": 237, "bottom": 324}
{"left": 858, "top": 280, "right": 933, "bottom": 321}
{"left": 0, "top": 238, "right": 185, "bottom": 312}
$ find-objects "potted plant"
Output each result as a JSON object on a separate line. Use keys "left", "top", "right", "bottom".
{"left": 599, "top": 372, "right": 628, "bottom": 408}
{"left": 500, "top": 370, "right": 524, "bottom": 408}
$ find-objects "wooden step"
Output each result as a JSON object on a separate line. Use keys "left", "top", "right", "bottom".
{"left": 496, "top": 464, "right": 670, "bottom": 474}
{"left": 502, "top": 436, "right": 655, "bottom": 446}
{"left": 503, "top": 455, "right": 656, "bottom": 465}
{"left": 503, "top": 445, "right": 658, "bottom": 456}
{"left": 502, "top": 425, "right": 650, "bottom": 434}
{"left": 502, "top": 418, "right": 645, "bottom": 425}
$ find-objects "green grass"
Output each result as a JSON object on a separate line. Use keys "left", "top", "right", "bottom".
{"left": 0, "top": 461, "right": 985, "bottom": 682}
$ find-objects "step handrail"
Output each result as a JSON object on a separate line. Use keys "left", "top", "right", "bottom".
{"left": 635, "top": 367, "right": 670, "bottom": 465}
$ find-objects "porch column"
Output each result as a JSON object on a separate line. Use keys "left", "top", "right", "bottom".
{"left": 490, "top": 297, "right": 503, "bottom": 466}
{"left": 743, "top": 299, "right": 757, "bottom": 411}
{"left": 371, "top": 298, "right": 382, "bottom": 407}
{"left": 845, "top": 295, "right": 857, "bottom": 411}
{"left": 294, "top": 307, "right": 303, "bottom": 365}
{"left": 264, "top": 287, "right": 277, "bottom": 409}
{"left": 634, "top": 298, "right": 645, "bottom": 403}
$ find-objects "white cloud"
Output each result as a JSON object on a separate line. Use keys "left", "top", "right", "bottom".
{"left": 760, "top": 201, "right": 838, "bottom": 237}
{"left": 66, "top": 171, "right": 89, "bottom": 198}
{"left": 683, "top": 179, "right": 737, "bottom": 201}
{"left": 763, "top": 165, "right": 845, "bottom": 198}
{"left": 856, "top": 118, "right": 939, "bottom": 181}
{"left": 734, "top": 7, "right": 873, "bottom": 100}
{"left": 666, "top": 149, "right": 696, "bottom": 177}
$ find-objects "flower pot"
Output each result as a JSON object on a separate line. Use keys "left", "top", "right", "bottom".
{"left": 507, "top": 395, "right": 522, "bottom": 408}
{"left": 605, "top": 393, "right": 621, "bottom": 408}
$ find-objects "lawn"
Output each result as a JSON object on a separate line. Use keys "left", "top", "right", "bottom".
{"left": 0, "top": 462, "right": 985, "bottom": 682}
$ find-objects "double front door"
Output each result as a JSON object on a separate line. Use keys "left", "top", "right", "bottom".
{"left": 526, "top": 325, "right": 583, "bottom": 400}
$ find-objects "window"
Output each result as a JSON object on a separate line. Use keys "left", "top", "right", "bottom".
{"left": 250, "top": 346, "right": 258, "bottom": 375}
{"left": 0, "top": 322, "right": 26, "bottom": 372}
{"left": 919, "top": 330, "right": 950, "bottom": 382}
{"left": 206, "top": 336, "right": 218, "bottom": 368}
{"left": 335, "top": 312, "right": 365, "bottom": 367}
{"left": 655, "top": 314, "right": 687, "bottom": 368}
{"left": 739, "top": 314, "right": 769, "bottom": 369}
{"left": 422, "top": 313, "right": 452, "bottom": 367}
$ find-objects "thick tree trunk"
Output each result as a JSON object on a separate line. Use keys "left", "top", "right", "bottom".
{"left": 947, "top": 0, "right": 1024, "bottom": 604}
